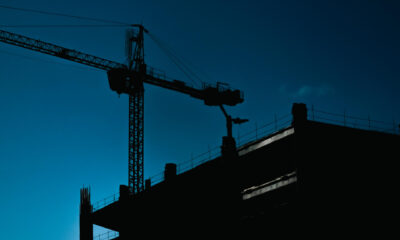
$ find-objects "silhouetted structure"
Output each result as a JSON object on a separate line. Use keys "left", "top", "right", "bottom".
{"left": 79, "top": 187, "right": 92, "bottom": 240}
{"left": 0, "top": 28, "right": 244, "bottom": 195}
{"left": 80, "top": 103, "right": 399, "bottom": 239}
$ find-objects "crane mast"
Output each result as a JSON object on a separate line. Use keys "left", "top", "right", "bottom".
{"left": 128, "top": 26, "right": 145, "bottom": 194}
{"left": 0, "top": 27, "right": 244, "bottom": 195}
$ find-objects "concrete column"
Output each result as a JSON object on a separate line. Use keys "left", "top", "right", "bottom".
{"left": 291, "top": 103, "right": 309, "bottom": 214}
{"left": 221, "top": 136, "right": 238, "bottom": 160}
{"left": 79, "top": 187, "right": 93, "bottom": 240}
{"left": 164, "top": 163, "right": 177, "bottom": 181}
{"left": 292, "top": 103, "right": 308, "bottom": 126}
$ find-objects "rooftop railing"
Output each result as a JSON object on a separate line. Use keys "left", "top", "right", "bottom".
{"left": 92, "top": 192, "right": 119, "bottom": 212}
{"left": 309, "top": 106, "right": 399, "bottom": 135}
{"left": 91, "top": 105, "right": 399, "bottom": 211}
{"left": 147, "top": 113, "right": 294, "bottom": 186}
{"left": 92, "top": 112, "right": 293, "bottom": 211}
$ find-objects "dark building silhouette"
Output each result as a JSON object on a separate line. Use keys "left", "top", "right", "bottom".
{"left": 81, "top": 103, "right": 399, "bottom": 239}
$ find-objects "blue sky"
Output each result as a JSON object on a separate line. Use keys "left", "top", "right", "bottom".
{"left": 1, "top": 0, "right": 399, "bottom": 239}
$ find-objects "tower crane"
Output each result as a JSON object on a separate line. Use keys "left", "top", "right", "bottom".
{"left": 0, "top": 25, "right": 244, "bottom": 194}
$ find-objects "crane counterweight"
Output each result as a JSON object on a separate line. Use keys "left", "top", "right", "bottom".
{"left": 107, "top": 67, "right": 146, "bottom": 95}
{"left": 202, "top": 85, "right": 243, "bottom": 106}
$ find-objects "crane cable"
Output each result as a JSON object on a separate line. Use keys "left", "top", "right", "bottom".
{"left": 146, "top": 32, "right": 207, "bottom": 88}
{"left": 0, "top": 24, "right": 130, "bottom": 28}
{"left": 0, "top": 4, "right": 132, "bottom": 26}
{"left": 0, "top": 4, "right": 211, "bottom": 88}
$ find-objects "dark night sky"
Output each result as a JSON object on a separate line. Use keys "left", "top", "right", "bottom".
{"left": 0, "top": 0, "right": 399, "bottom": 239}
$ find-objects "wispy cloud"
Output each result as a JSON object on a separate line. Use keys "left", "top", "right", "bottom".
{"left": 294, "top": 85, "right": 335, "bottom": 97}
{"left": 279, "top": 84, "right": 335, "bottom": 98}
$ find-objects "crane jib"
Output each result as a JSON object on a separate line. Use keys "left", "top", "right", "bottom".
{"left": 0, "top": 29, "right": 125, "bottom": 71}
{"left": 107, "top": 67, "right": 244, "bottom": 106}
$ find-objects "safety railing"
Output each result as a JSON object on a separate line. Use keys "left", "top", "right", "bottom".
{"left": 146, "top": 66, "right": 195, "bottom": 88}
{"left": 147, "top": 145, "right": 221, "bottom": 186}
{"left": 236, "top": 113, "right": 292, "bottom": 147}
{"left": 92, "top": 112, "right": 293, "bottom": 210}
{"left": 147, "top": 66, "right": 168, "bottom": 80}
{"left": 144, "top": 107, "right": 398, "bottom": 190}
{"left": 92, "top": 192, "right": 119, "bottom": 212}
{"left": 177, "top": 145, "right": 221, "bottom": 173}
{"left": 308, "top": 106, "right": 399, "bottom": 135}
{"left": 91, "top": 105, "right": 399, "bottom": 211}
{"left": 93, "top": 230, "right": 119, "bottom": 240}
{"left": 147, "top": 112, "right": 293, "bottom": 186}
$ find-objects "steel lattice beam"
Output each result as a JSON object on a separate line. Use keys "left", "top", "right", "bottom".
{"left": 128, "top": 88, "right": 144, "bottom": 194}
{"left": 0, "top": 29, "right": 125, "bottom": 71}
{"left": 127, "top": 26, "right": 145, "bottom": 194}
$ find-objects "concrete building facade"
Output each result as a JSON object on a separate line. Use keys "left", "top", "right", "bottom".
{"left": 81, "top": 103, "right": 399, "bottom": 239}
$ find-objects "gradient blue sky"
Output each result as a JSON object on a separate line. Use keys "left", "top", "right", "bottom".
{"left": 1, "top": 0, "right": 399, "bottom": 239}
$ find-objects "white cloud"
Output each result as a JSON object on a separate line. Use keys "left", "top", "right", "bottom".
{"left": 295, "top": 85, "right": 313, "bottom": 97}
{"left": 294, "top": 84, "right": 335, "bottom": 98}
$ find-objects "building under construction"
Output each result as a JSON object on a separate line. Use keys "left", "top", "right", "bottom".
{"left": 80, "top": 103, "right": 399, "bottom": 239}
{"left": 1, "top": 24, "right": 397, "bottom": 240}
